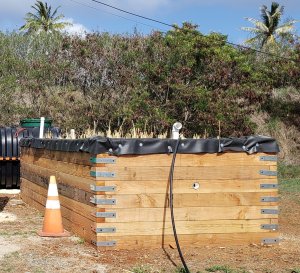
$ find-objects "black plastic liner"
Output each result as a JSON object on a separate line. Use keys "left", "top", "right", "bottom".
{"left": 20, "top": 135, "right": 279, "bottom": 155}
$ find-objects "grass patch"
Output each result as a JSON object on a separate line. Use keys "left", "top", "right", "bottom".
{"left": 291, "top": 269, "right": 300, "bottom": 273}
{"left": 205, "top": 265, "right": 248, "bottom": 273}
{"left": 75, "top": 237, "right": 85, "bottom": 244}
{"left": 278, "top": 164, "right": 300, "bottom": 180}
{"left": 278, "top": 164, "right": 300, "bottom": 196}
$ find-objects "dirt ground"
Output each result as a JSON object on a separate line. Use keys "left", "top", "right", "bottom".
{"left": 0, "top": 192, "right": 299, "bottom": 273}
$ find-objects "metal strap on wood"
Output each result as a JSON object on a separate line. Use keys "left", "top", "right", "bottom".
{"left": 90, "top": 158, "right": 116, "bottom": 164}
{"left": 259, "top": 156, "right": 277, "bottom": 162}
{"left": 261, "top": 196, "right": 279, "bottom": 202}
{"left": 259, "top": 170, "right": 277, "bottom": 176}
{"left": 90, "top": 185, "right": 116, "bottom": 192}
{"left": 90, "top": 171, "right": 116, "bottom": 178}
{"left": 94, "top": 227, "right": 116, "bottom": 233}
{"left": 261, "top": 224, "right": 278, "bottom": 230}
{"left": 260, "top": 184, "right": 278, "bottom": 189}
{"left": 261, "top": 238, "right": 280, "bottom": 244}
{"left": 95, "top": 212, "right": 116, "bottom": 218}
{"left": 91, "top": 240, "right": 116, "bottom": 247}
{"left": 90, "top": 197, "right": 116, "bottom": 205}
{"left": 261, "top": 209, "right": 279, "bottom": 215}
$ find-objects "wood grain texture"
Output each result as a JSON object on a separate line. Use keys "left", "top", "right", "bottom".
{"left": 21, "top": 147, "right": 93, "bottom": 166}
{"left": 94, "top": 233, "right": 280, "bottom": 249}
{"left": 92, "top": 192, "right": 278, "bottom": 208}
{"left": 21, "top": 155, "right": 91, "bottom": 178}
{"left": 21, "top": 161, "right": 97, "bottom": 192}
{"left": 94, "top": 219, "right": 278, "bottom": 236}
{"left": 95, "top": 179, "right": 278, "bottom": 194}
{"left": 91, "top": 165, "right": 276, "bottom": 181}
{"left": 94, "top": 206, "right": 278, "bottom": 223}
{"left": 93, "top": 152, "right": 277, "bottom": 167}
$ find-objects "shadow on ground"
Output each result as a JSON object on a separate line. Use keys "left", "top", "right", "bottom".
{"left": 0, "top": 197, "right": 9, "bottom": 212}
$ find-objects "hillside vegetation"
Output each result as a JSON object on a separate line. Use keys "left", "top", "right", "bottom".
{"left": 0, "top": 24, "right": 299, "bottom": 161}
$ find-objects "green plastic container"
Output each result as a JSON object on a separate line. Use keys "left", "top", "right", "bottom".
{"left": 20, "top": 118, "right": 52, "bottom": 128}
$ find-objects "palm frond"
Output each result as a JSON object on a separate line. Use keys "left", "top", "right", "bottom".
{"left": 244, "top": 17, "right": 269, "bottom": 32}
{"left": 270, "top": 2, "right": 281, "bottom": 15}
{"left": 245, "top": 35, "right": 267, "bottom": 49}
{"left": 275, "top": 25, "right": 294, "bottom": 34}
{"left": 260, "top": 5, "right": 270, "bottom": 26}
{"left": 241, "top": 27, "right": 264, "bottom": 34}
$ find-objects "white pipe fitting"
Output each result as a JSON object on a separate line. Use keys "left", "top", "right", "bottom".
{"left": 172, "top": 122, "right": 182, "bottom": 139}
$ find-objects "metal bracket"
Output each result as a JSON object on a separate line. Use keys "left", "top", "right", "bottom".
{"left": 94, "top": 227, "right": 116, "bottom": 233}
{"left": 259, "top": 170, "right": 277, "bottom": 176}
{"left": 261, "top": 224, "right": 278, "bottom": 230}
{"left": 90, "top": 197, "right": 116, "bottom": 205}
{"left": 90, "top": 171, "right": 116, "bottom": 178}
{"left": 259, "top": 156, "right": 277, "bottom": 162}
{"left": 260, "top": 184, "right": 278, "bottom": 189}
{"left": 90, "top": 158, "right": 116, "bottom": 164}
{"left": 91, "top": 240, "right": 116, "bottom": 247}
{"left": 95, "top": 212, "right": 116, "bottom": 218}
{"left": 261, "top": 209, "right": 279, "bottom": 215}
{"left": 261, "top": 196, "right": 279, "bottom": 202}
{"left": 90, "top": 185, "right": 116, "bottom": 192}
{"left": 261, "top": 238, "right": 279, "bottom": 245}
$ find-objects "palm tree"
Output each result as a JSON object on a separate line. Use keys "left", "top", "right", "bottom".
{"left": 20, "top": 1, "right": 70, "bottom": 33}
{"left": 242, "top": 2, "right": 298, "bottom": 49}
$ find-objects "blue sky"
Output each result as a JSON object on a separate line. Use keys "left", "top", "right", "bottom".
{"left": 1, "top": 0, "right": 299, "bottom": 43}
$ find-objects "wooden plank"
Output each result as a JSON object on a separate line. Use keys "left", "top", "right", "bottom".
{"left": 21, "top": 190, "right": 45, "bottom": 213}
{"left": 94, "top": 233, "right": 280, "bottom": 249}
{"left": 91, "top": 165, "right": 276, "bottom": 181}
{"left": 95, "top": 206, "right": 278, "bottom": 223}
{"left": 21, "top": 147, "right": 93, "bottom": 166}
{"left": 92, "top": 192, "right": 278, "bottom": 208}
{"left": 21, "top": 161, "right": 97, "bottom": 192}
{"left": 93, "top": 152, "right": 277, "bottom": 167}
{"left": 98, "top": 179, "right": 278, "bottom": 194}
{"left": 21, "top": 164, "right": 95, "bottom": 206}
{"left": 62, "top": 217, "right": 96, "bottom": 243}
{"left": 94, "top": 219, "right": 278, "bottom": 236}
{"left": 21, "top": 155, "right": 91, "bottom": 178}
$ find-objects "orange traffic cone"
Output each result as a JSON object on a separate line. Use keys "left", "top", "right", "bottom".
{"left": 38, "top": 176, "right": 70, "bottom": 237}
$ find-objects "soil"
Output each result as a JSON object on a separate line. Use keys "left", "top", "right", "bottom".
{"left": 0, "top": 193, "right": 299, "bottom": 273}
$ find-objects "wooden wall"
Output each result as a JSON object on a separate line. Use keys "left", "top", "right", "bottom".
{"left": 20, "top": 147, "right": 279, "bottom": 249}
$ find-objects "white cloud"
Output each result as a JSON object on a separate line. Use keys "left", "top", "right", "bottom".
{"left": 62, "top": 18, "right": 90, "bottom": 38}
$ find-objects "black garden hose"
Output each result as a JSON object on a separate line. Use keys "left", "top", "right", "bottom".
{"left": 169, "top": 138, "right": 191, "bottom": 273}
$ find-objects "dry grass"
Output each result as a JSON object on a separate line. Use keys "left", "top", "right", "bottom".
{"left": 252, "top": 112, "right": 300, "bottom": 165}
